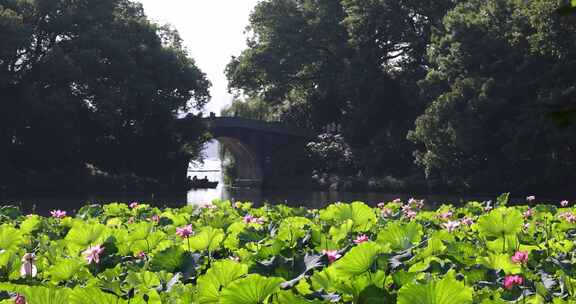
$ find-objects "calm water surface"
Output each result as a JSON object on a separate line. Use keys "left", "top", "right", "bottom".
{"left": 1, "top": 158, "right": 571, "bottom": 214}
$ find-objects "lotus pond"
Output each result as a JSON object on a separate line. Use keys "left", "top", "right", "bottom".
{"left": 1, "top": 195, "right": 576, "bottom": 303}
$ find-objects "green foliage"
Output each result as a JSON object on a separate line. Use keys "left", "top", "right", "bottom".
{"left": 320, "top": 202, "right": 377, "bottom": 232}
{"left": 377, "top": 221, "right": 423, "bottom": 251}
{"left": 188, "top": 227, "right": 225, "bottom": 252}
{"left": 0, "top": 197, "right": 574, "bottom": 302}
{"left": 219, "top": 274, "right": 284, "bottom": 304}
{"left": 477, "top": 208, "right": 523, "bottom": 239}
{"left": 332, "top": 242, "right": 382, "bottom": 276}
{"left": 408, "top": 0, "right": 576, "bottom": 190}
{"left": 197, "top": 260, "right": 249, "bottom": 303}
{"left": 0, "top": 0, "right": 211, "bottom": 188}
{"left": 397, "top": 272, "right": 473, "bottom": 304}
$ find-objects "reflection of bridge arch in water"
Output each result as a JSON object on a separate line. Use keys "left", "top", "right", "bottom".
{"left": 179, "top": 117, "right": 314, "bottom": 188}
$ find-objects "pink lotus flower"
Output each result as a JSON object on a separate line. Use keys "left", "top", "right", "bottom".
{"left": 408, "top": 198, "right": 424, "bottom": 209}
{"left": 511, "top": 251, "right": 529, "bottom": 264}
{"left": 503, "top": 275, "right": 523, "bottom": 290}
{"left": 14, "top": 294, "right": 26, "bottom": 304}
{"left": 526, "top": 195, "right": 536, "bottom": 202}
{"left": 438, "top": 211, "right": 453, "bottom": 220}
{"left": 136, "top": 251, "right": 146, "bottom": 259}
{"left": 20, "top": 253, "right": 37, "bottom": 278}
{"left": 176, "top": 224, "right": 194, "bottom": 238}
{"left": 83, "top": 245, "right": 105, "bottom": 264}
{"left": 129, "top": 202, "right": 139, "bottom": 209}
{"left": 50, "top": 210, "right": 66, "bottom": 219}
{"left": 322, "top": 250, "right": 342, "bottom": 264}
{"left": 559, "top": 212, "right": 576, "bottom": 223}
{"left": 150, "top": 215, "right": 160, "bottom": 223}
{"left": 415, "top": 200, "right": 425, "bottom": 209}
{"left": 561, "top": 200, "right": 570, "bottom": 207}
{"left": 243, "top": 214, "right": 265, "bottom": 225}
{"left": 523, "top": 209, "right": 533, "bottom": 219}
{"left": 403, "top": 209, "right": 417, "bottom": 220}
{"left": 393, "top": 198, "right": 402, "bottom": 203}
{"left": 442, "top": 220, "right": 461, "bottom": 232}
{"left": 381, "top": 207, "right": 394, "bottom": 218}
{"left": 377, "top": 202, "right": 386, "bottom": 209}
{"left": 353, "top": 234, "right": 369, "bottom": 244}
{"left": 461, "top": 217, "right": 474, "bottom": 226}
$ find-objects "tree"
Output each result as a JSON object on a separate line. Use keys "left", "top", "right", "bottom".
{"left": 0, "top": 0, "right": 210, "bottom": 189}
{"left": 408, "top": 0, "right": 576, "bottom": 191}
{"left": 226, "top": 0, "right": 452, "bottom": 179}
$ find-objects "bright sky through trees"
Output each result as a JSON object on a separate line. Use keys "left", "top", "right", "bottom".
{"left": 136, "top": 0, "right": 260, "bottom": 115}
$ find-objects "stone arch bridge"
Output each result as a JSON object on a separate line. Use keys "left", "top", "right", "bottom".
{"left": 178, "top": 117, "right": 314, "bottom": 187}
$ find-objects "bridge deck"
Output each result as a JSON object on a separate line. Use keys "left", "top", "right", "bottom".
{"left": 201, "top": 117, "right": 315, "bottom": 138}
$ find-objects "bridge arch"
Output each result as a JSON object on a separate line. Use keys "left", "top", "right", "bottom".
{"left": 215, "top": 136, "right": 263, "bottom": 186}
{"left": 177, "top": 116, "right": 314, "bottom": 188}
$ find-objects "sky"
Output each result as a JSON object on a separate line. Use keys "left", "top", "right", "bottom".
{"left": 136, "top": 0, "right": 260, "bottom": 115}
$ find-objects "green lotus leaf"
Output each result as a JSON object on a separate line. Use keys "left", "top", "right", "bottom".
{"left": 408, "top": 256, "right": 445, "bottom": 273}
{"left": 276, "top": 290, "right": 325, "bottom": 304}
{"left": 0, "top": 283, "right": 69, "bottom": 304}
{"left": 320, "top": 202, "right": 377, "bottom": 231}
{"left": 127, "top": 222, "right": 154, "bottom": 241}
{"left": 219, "top": 274, "right": 284, "bottom": 304}
{"left": 69, "top": 286, "right": 121, "bottom": 304}
{"left": 397, "top": 272, "right": 473, "bottom": 304}
{"left": 128, "top": 230, "right": 171, "bottom": 256}
{"left": 150, "top": 246, "right": 185, "bottom": 273}
{"left": 479, "top": 253, "right": 521, "bottom": 274}
{"left": 223, "top": 222, "right": 247, "bottom": 249}
{"left": 377, "top": 221, "right": 423, "bottom": 251}
{"left": 277, "top": 217, "right": 312, "bottom": 246}
{"left": 126, "top": 271, "right": 161, "bottom": 292}
{"left": 161, "top": 212, "right": 189, "bottom": 227}
{"left": 496, "top": 193, "right": 510, "bottom": 207}
{"left": 20, "top": 215, "right": 41, "bottom": 234}
{"left": 46, "top": 258, "right": 83, "bottom": 283}
{"left": 189, "top": 226, "right": 224, "bottom": 252}
{"left": 477, "top": 207, "right": 523, "bottom": 239}
{"left": 65, "top": 221, "right": 107, "bottom": 246}
{"left": 197, "top": 260, "right": 248, "bottom": 303}
{"left": 328, "top": 220, "right": 354, "bottom": 244}
{"left": 103, "top": 203, "right": 130, "bottom": 217}
{"left": 0, "top": 225, "right": 23, "bottom": 251}
{"left": 332, "top": 242, "right": 382, "bottom": 277}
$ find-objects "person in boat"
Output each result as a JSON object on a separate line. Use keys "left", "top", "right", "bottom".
{"left": 192, "top": 175, "right": 198, "bottom": 182}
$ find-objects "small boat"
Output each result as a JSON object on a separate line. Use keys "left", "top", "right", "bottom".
{"left": 188, "top": 178, "right": 219, "bottom": 189}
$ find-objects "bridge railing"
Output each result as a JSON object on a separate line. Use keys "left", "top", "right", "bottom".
{"left": 202, "top": 117, "right": 315, "bottom": 138}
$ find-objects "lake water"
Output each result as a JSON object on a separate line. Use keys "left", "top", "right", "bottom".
{"left": 1, "top": 142, "right": 571, "bottom": 214}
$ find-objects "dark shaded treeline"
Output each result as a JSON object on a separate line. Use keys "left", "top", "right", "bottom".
{"left": 0, "top": 0, "right": 211, "bottom": 194}
{"left": 224, "top": 0, "right": 576, "bottom": 195}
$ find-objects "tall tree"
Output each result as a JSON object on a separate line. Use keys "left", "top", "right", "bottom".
{"left": 408, "top": 0, "right": 576, "bottom": 191}
{"left": 0, "top": 0, "right": 210, "bottom": 188}
{"left": 226, "top": 0, "right": 451, "bottom": 178}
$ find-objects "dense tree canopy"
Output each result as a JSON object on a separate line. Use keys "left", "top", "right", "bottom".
{"left": 408, "top": 0, "right": 576, "bottom": 191}
{"left": 226, "top": 0, "right": 453, "bottom": 180}
{"left": 227, "top": 0, "right": 576, "bottom": 193}
{"left": 0, "top": 0, "right": 210, "bottom": 190}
